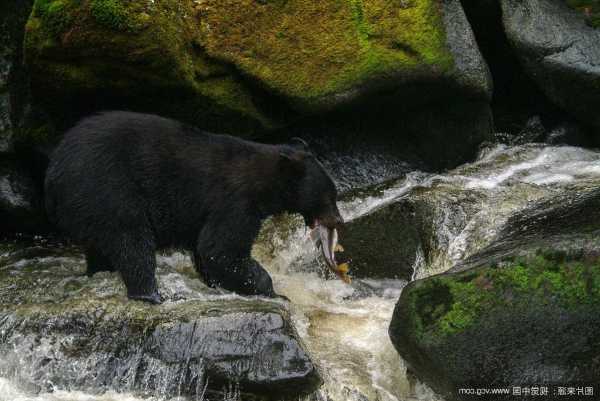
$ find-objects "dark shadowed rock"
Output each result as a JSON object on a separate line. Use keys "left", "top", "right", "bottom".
{"left": 501, "top": 0, "right": 600, "bottom": 130}
{"left": 338, "top": 177, "right": 482, "bottom": 281}
{"left": 0, "top": 0, "right": 34, "bottom": 153}
{"left": 0, "top": 160, "right": 46, "bottom": 233}
{"left": 0, "top": 40, "right": 10, "bottom": 153}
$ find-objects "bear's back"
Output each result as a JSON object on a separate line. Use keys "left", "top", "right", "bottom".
{"left": 44, "top": 112, "right": 199, "bottom": 236}
{"left": 44, "top": 111, "right": 273, "bottom": 245}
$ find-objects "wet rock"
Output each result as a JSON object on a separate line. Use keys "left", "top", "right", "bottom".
{"left": 501, "top": 0, "right": 600, "bottom": 130}
{"left": 0, "top": 241, "right": 321, "bottom": 399}
{"left": 339, "top": 177, "right": 482, "bottom": 281}
{"left": 545, "top": 120, "right": 596, "bottom": 146}
{"left": 338, "top": 144, "right": 600, "bottom": 280}
{"left": 453, "top": 186, "right": 600, "bottom": 273}
{"left": 0, "top": 159, "right": 46, "bottom": 234}
{"left": 385, "top": 147, "right": 600, "bottom": 400}
{"left": 389, "top": 253, "right": 600, "bottom": 401}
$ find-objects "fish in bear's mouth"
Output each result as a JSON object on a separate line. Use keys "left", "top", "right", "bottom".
{"left": 310, "top": 220, "right": 351, "bottom": 284}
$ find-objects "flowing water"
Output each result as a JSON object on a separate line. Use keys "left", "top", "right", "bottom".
{"left": 1, "top": 143, "right": 600, "bottom": 401}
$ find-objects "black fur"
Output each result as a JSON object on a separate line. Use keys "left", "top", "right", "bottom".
{"left": 45, "top": 111, "right": 342, "bottom": 302}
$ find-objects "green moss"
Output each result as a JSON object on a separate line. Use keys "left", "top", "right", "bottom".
{"left": 24, "top": 0, "right": 456, "bottom": 136}
{"left": 196, "top": 76, "right": 275, "bottom": 129}
{"left": 90, "top": 0, "right": 128, "bottom": 30}
{"left": 199, "top": 0, "right": 454, "bottom": 104}
{"left": 89, "top": 0, "right": 149, "bottom": 32}
{"left": 30, "top": 0, "right": 78, "bottom": 37}
{"left": 14, "top": 123, "right": 57, "bottom": 148}
{"left": 409, "top": 254, "right": 600, "bottom": 341}
{"left": 24, "top": 0, "right": 272, "bottom": 134}
{"left": 565, "top": 0, "right": 600, "bottom": 28}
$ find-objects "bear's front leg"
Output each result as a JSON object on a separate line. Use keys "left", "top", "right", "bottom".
{"left": 199, "top": 253, "right": 277, "bottom": 297}
{"left": 195, "top": 217, "right": 279, "bottom": 298}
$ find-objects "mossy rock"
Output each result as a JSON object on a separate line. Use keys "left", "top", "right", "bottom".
{"left": 390, "top": 253, "right": 600, "bottom": 400}
{"left": 23, "top": 0, "right": 491, "bottom": 141}
{"left": 198, "top": 0, "right": 456, "bottom": 111}
{"left": 24, "top": 0, "right": 273, "bottom": 138}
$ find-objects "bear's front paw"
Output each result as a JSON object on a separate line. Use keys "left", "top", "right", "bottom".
{"left": 128, "top": 292, "right": 163, "bottom": 304}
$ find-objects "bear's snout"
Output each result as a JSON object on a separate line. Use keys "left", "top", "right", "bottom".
{"left": 319, "top": 209, "right": 344, "bottom": 229}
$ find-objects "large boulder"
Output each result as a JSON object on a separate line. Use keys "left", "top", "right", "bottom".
{"left": 22, "top": 0, "right": 492, "bottom": 166}
{"left": 0, "top": 240, "right": 321, "bottom": 399}
{"left": 338, "top": 144, "right": 600, "bottom": 281}
{"left": 453, "top": 185, "right": 600, "bottom": 272}
{"left": 501, "top": 0, "right": 600, "bottom": 130}
{"left": 389, "top": 253, "right": 600, "bottom": 401}
{"left": 338, "top": 175, "right": 484, "bottom": 280}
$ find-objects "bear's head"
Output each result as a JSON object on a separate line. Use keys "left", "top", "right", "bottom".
{"left": 279, "top": 138, "right": 343, "bottom": 230}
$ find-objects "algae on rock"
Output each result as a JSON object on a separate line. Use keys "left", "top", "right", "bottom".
{"left": 23, "top": 0, "right": 491, "bottom": 145}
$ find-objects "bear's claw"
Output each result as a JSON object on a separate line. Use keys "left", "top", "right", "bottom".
{"left": 129, "top": 292, "right": 163, "bottom": 304}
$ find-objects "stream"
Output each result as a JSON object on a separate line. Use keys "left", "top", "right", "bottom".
{"left": 1, "top": 142, "right": 600, "bottom": 401}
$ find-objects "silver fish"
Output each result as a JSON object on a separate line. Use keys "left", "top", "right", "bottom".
{"left": 311, "top": 225, "right": 338, "bottom": 268}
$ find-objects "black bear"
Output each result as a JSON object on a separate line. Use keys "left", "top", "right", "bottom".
{"left": 45, "top": 111, "right": 343, "bottom": 303}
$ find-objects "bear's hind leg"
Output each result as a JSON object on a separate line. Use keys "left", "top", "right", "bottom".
{"left": 192, "top": 250, "right": 211, "bottom": 284}
{"left": 85, "top": 247, "right": 115, "bottom": 277}
{"left": 106, "top": 231, "right": 161, "bottom": 304}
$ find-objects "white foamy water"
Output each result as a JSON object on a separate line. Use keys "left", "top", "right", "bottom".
{"left": 272, "top": 273, "right": 411, "bottom": 401}
{"left": 2, "top": 144, "right": 600, "bottom": 401}
{"left": 461, "top": 145, "right": 600, "bottom": 189}
{"left": 0, "top": 378, "right": 177, "bottom": 401}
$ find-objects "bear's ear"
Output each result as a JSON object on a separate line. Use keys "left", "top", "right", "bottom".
{"left": 279, "top": 148, "right": 308, "bottom": 177}
{"left": 288, "top": 137, "right": 310, "bottom": 152}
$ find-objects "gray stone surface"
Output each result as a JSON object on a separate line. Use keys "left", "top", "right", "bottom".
{"left": 443, "top": 0, "right": 493, "bottom": 100}
{"left": 501, "top": 0, "right": 600, "bottom": 129}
